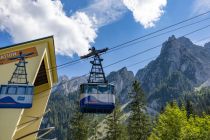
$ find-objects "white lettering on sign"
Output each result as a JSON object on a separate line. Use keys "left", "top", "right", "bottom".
{"left": 0, "top": 47, "right": 38, "bottom": 65}
{"left": 0, "top": 52, "right": 17, "bottom": 60}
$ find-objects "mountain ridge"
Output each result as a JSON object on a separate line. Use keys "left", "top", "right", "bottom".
{"left": 54, "top": 35, "right": 210, "bottom": 110}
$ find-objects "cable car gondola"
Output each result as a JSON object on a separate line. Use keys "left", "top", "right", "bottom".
{"left": 80, "top": 83, "right": 115, "bottom": 113}
{"left": 80, "top": 47, "right": 115, "bottom": 113}
{"left": 0, "top": 52, "right": 34, "bottom": 108}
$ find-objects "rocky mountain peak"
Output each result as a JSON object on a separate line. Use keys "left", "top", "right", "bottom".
{"left": 168, "top": 35, "right": 176, "bottom": 41}
{"left": 54, "top": 75, "right": 87, "bottom": 95}
{"left": 136, "top": 36, "right": 210, "bottom": 110}
{"left": 161, "top": 35, "right": 194, "bottom": 56}
{"left": 107, "top": 67, "right": 134, "bottom": 104}
{"left": 58, "top": 75, "right": 69, "bottom": 82}
{"left": 116, "top": 67, "right": 133, "bottom": 79}
{"left": 118, "top": 66, "right": 128, "bottom": 72}
{"left": 204, "top": 42, "right": 210, "bottom": 48}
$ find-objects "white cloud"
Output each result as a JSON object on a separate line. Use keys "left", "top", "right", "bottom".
{"left": 122, "top": 0, "right": 167, "bottom": 28}
{"left": 0, "top": 0, "right": 168, "bottom": 57}
{"left": 82, "top": 0, "right": 167, "bottom": 28}
{"left": 81, "top": 0, "right": 127, "bottom": 27}
{"left": 192, "top": 0, "right": 210, "bottom": 14}
{"left": 0, "top": 0, "right": 97, "bottom": 56}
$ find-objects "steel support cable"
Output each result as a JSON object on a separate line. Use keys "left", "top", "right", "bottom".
{"left": 126, "top": 56, "right": 158, "bottom": 68}
{"left": 15, "top": 127, "right": 55, "bottom": 140}
{"left": 16, "top": 109, "right": 51, "bottom": 132}
{"left": 104, "top": 24, "right": 210, "bottom": 68}
{"left": 39, "top": 16, "right": 210, "bottom": 74}
{"left": 196, "top": 35, "right": 210, "bottom": 43}
{"left": 124, "top": 32, "right": 210, "bottom": 69}
{"left": 107, "top": 17, "right": 210, "bottom": 53}
{"left": 36, "top": 10, "right": 210, "bottom": 73}
{"left": 108, "top": 10, "right": 210, "bottom": 50}
{"left": 34, "top": 24, "right": 210, "bottom": 98}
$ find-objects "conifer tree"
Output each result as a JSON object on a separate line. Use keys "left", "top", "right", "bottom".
{"left": 127, "top": 80, "right": 150, "bottom": 140}
{"left": 68, "top": 102, "right": 89, "bottom": 140}
{"left": 103, "top": 105, "right": 127, "bottom": 140}
{"left": 186, "top": 99, "right": 194, "bottom": 119}
{"left": 90, "top": 118, "right": 103, "bottom": 140}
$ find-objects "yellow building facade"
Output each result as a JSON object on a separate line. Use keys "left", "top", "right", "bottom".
{"left": 0, "top": 36, "right": 58, "bottom": 140}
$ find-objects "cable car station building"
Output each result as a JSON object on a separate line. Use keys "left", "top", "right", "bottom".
{"left": 0, "top": 36, "right": 58, "bottom": 140}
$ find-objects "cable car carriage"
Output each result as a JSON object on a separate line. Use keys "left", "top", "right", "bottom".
{"left": 0, "top": 52, "right": 34, "bottom": 108}
{"left": 0, "top": 85, "right": 33, "bottom": 108}
{"left": 80, "top": 47, "right": 115, "bottom": 113}
{"left": 80, "top": 83, "right": 115, "bottom": 113}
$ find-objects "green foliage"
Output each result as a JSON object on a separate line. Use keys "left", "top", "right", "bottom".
{"left": 185, "top": 99, "right": 194, "bottom": 119}
{"left": 103, "top": 105, "right": 128, "bottom": 140}
{"left": 149, "top": 102, "right": 210, "bottom": 140}
{"left": 68, "top": 102, "right": 89, "bottom": 140}
{"left": 148, "top": 71, "right": 193, "bottom": 111}
{"left": 127, "top": 80, "right": 150, "bottom": 140}
{"left": 41, "top": 92, "right": 78, "bottom": 139}
{"left": 41, "top": 82, "right": 210, "bottom": 140}
{"left": 90, "top": 118, "right": 103, "bottom": 140}
{"left": 182, "top": 87, "right": 210, "bottom": 115}
{"left": 181, "top": 114, "right": 210, "bottom": 140}
{"left": 149, "top": 102, "right": 187, "bottom": 140}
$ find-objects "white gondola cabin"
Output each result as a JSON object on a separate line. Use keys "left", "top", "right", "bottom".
{"left": 79, "top": 47, "right": 115, "bottom": 114}
{"left": 80, "top": 83, "right": 115, "bottom": 113}
{"left": 0, "top": 84, "right": 34, "bottom": 108}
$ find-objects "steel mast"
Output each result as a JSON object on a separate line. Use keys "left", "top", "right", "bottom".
{"left": 80, "top": 47, "right": 108, "bottom": 83}
{"left": 8, "top": 51, "right": 33, "bottom": 85}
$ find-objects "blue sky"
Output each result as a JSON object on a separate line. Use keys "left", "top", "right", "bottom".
{"left": 1, "top": 0, "right": 210, "bottom": 78}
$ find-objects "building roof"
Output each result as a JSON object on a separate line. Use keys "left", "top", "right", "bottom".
{"left": 0, "top": 36, "right": 54, "bottom": 50}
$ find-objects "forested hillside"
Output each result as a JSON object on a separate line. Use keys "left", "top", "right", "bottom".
{"left": 41, "top": 81, "right": 210, "bottom": 139}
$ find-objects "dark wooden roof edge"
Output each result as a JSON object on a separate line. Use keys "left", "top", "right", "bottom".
{"left": 0, "top": 35, "right": 54, "bottom": 50}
